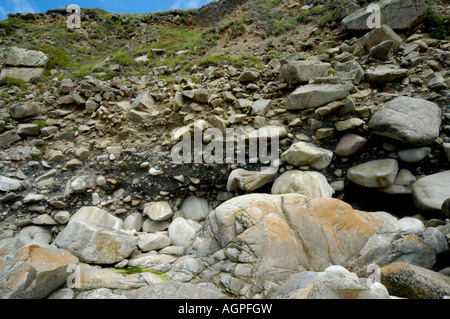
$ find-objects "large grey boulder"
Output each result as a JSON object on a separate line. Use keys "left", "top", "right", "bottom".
{"left": 342, "top": 0, "right": 427, "bottom": 31}
{"left": 0, "top": 47, "right": 49, "bottom": 82}
{"left": 54, "top": 219, "right": 137, "bottom": 264}
{"left": 0, "top": 68, "right": 46, "bottom": 82}
{"left": 365, "top": 65, "right": 408, "bottom": 84}
{"left": 354, "top": 25, "right": 403, "bottom": 56}
{"left": 280, "top": 60, "right": 331, "bottom": 84}
{"left": 271, "top": 170, "right": 334, "bottom": 198}
{"left": 285, "top": 83, "right": 353, "bottom": 110}
{"left": 8, "top": 102, "right": 40, "bottom": 119}
{"left": 0, "top": 245, "right": 78, "bottom": 299}
{"left": 4, "top": 47, "right": 48, "bottom": 67}
{"left": 368, "top": 97, "right": 441, "bottom": 146}
{"left": 412, "top": 171, "right": 450, "bottom": 212}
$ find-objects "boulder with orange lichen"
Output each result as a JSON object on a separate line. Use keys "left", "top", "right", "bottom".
{"left": 380, "top": 263, "right": 450, "bottom": 299}
{"left": 185, "top": 193, "right": 383, "bottom": 297}
{"left": 0, "top": 245, "right": 78, "bottom": 299}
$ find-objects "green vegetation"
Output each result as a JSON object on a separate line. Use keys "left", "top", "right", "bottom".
{"left": 109, "top": 266, "right": 171, "bottom": 281}
{"left": 2, "top": 77, "right": 29, "bottom": 90}
{"left": 426, "top": 7, "right": 449, "bottom": 40}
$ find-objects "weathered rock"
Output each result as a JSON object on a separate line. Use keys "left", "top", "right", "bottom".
{"left": 69, "top": 175, "right": 96, "bottom": 194}
{"left": 193, "top": 88, "right": 210, "bottom": 103}
{"left": 369, "top": 40, "right": 394, "bottom": 61}
{"left": 238, "top": 69, "right": 260, "bottom": 82}
{"left": 19, "top": 226, "right": 53, "bottom": 245}
{"left": 133, "top": 281, "right": 226, "bottom": 299}
{"left": 227, "top": 169, "right": 276, "bottom": 192}
{"left": 143, "top": 201, "right": 174, "bottom": 222}
{"left": 0, "top": 67, "right": 45, "bottom": 82}
{"left": 180, "top": 196, "right": 211, "bottom": 221}
{"left": 271, "top": 170, "right": 334, "bottom": 198}
{"left": 380, "top": 263, "right": 450, "bottom": 299}
{"left": 54, "top": 219, "right": 137, "bottom": 264}
{"left": 137, "top": 233, "right": 171, "bottom": 252}
{"left": 281, "top": 141, "right": 333, "bottom": 169}
{"left": 398, "top": 147, "right": 431, "bottom": 163}
{"left": 4, "top": 47, "right": 48, "bottom": 67}
{"left": 251, "top": 99, "right": 272, "bottom": 116}
{"left": 342, "top": 0, "right": 427, "bottom": 31}
{"left": 333, "top": 60, "right": 365, "bottom": 84}
{"left": 243, "top": 125, "right": 287, "bottom": 141}
{"left": 347, "top": 159, "right": 399, "bottom": 188}
{"left": 70, "top": 206, "right": 123, "bottom": 230}
{"left": 355, "top": 25, "right": 402, "bottom": 56}
{"left": 274, "top": 265, "right": 390, "bottom": 299}
{"left": 75, "top": 266, "right": 146, "bottom": 290}
{"left": 131, "top": 91, "right": 157, "bottom": 111}
{"left": 334, "top": 133, "right": 367, "bottom": 156}
{"left": 442, "top": 199, "right": 450, "bottom": 219}
{"left": 379, "top": 169, "right": 417, "bottom": 195}
{"left": 186, "top": 194, "right": 383, "bottom": 297}
{"left": 0, "top": 245, "right": 78, "bottom": 299}
{"left": 285, "top": 84, "right": 353, "bottom": 110}
{"left": 17, "top": 123, "right": 39, "bottom": 136}
{"left": 8, "top": 102, "right": 40, "bottom": 119}
{"left": 349, "top": 231, "right": 443, "bottom": 276}
{"left": 0, "top": 176, "right": 22, "bottom": 192}
{"left": 168, "top": 217, "right": 201, "bottom": 247}
{"left": 123, "top": 213, "right": 143, "bottom": 231}
{"left": 368, "top": 97, "right": 441, "bottom": 146}
{"left": 412, "top": 171, "right": 450, "bottom": 212}
{"left": 60, "top": 78, "right": 74, "bottom": 94}
{"left": 280, "top": 60, "right": 331, "bottom": 84}
{"left": 0, "top": 130, "right": 21, "bottom": 148}
{"left": 365, "top": 65, "right": 408, "bottom": 84}
{"left": 335, "top": 118, "right": 365, "bottom": 131}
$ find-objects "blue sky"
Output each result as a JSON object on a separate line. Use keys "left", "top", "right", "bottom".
{"left": 0, "top": 0, "right": 214, "bottom": 21}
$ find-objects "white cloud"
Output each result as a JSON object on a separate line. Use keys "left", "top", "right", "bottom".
{"left": 8, "top": 0, "right": 38, "bottom": 14}
{"left": 0, "top": 6, "right": 7, "bottom": 18}
{"left": 170, "top": 0, "right": 208, "bottom": 10}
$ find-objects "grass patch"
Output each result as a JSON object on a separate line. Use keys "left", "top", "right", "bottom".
{"left": 1, "top": 77, "right": 29, "bottom": 90}
{"left": 108, "top": 266, "right": 171, "bottom": 281}
{"left": 426, "top": 7, "right": 449, "bottom": 40}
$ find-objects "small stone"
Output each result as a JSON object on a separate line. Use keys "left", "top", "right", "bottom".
{"left": 347, "top": 159, "right": 399, "bottom": 188}
{"left": 335, "top": 118, "right": 365, "bottom": 131}
{"left": 23, "top": 193, "right": 45, "bottom": 203}
{"left": 143, "top": 201, "right": 174, "bottom": 222}
{"left": 398, "top": 147, "right": 431, "bottom": 163}
{"left": 334, "top": 134, "right": 367, "bottom": 156}
{"left": 54, "top": 211, "right": 71, "bottom": 224}
{"left": 17, "top": 124, "right": 39, "bottom": 136}
{"left": 96, "top": 176, "right": 107, "bottom": 186}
